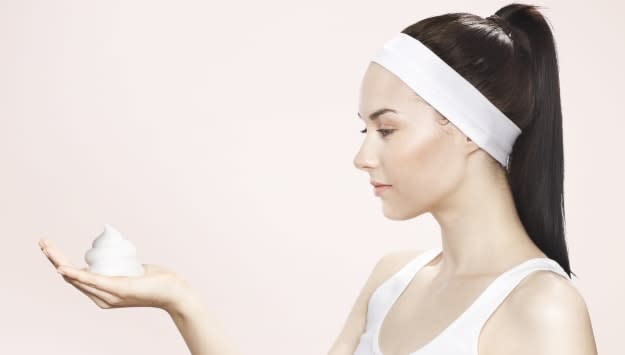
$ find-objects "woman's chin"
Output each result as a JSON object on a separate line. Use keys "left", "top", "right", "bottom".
{"left": 381, "top": 205, "right": 413, "bottom": 221}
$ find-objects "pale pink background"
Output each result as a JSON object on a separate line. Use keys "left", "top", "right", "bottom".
{"left": 1, "top": 0, "right": 622, "bottom": 354}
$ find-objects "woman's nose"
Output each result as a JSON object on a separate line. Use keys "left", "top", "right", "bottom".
{"left": 353, "top": 147, "right": 378, "bottom": 171}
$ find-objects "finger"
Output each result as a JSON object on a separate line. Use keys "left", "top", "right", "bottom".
{"left": 39, "top": 239, "right": 62, "bottom": 266}
{"left": 63, "top": 275, "right": 120, "bottom": 307}
{"left": 42, "top": 249, "right": 57, "bottom": 268}
{"left": 64, "top": 276, "right": 114, "bottom": 308}
{"left": 58, "top": 266, "right": 128, "bottom": 298}
{"left": 39, "top": 241, "right": 60, "bottom": 269}
{"left": 40, "top": 240, "right": 74, "bottom": 269}
{"left": 42, "top": 248, "right": 64, "bottom": 270}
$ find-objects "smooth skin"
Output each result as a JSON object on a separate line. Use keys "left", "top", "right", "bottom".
{"left": 38, "top": 239, "right": 184, "bottom": 311}
{"left": 331, "top": 61, "right": 597, "bottom": 355}
{"left": 38, "top": 61, "right": 597, "bottom": 355}
{"left": 38, "top": 238, "right": 242, "bottom": 355}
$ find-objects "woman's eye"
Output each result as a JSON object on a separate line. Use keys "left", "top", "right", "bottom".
{"left": 360, "top": 128, "right": 395, "bottom": 137}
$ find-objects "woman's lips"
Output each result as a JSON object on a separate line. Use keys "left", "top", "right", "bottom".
{"left": 374, "top": 185, "right": 391, "bottom": 196}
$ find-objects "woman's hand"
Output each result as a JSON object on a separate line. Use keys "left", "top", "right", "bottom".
{"left": 40, "top": 238, "right": 244, "bottom": 355}
{"left": 39, "top": 238, "right": 191, "bottom": 314}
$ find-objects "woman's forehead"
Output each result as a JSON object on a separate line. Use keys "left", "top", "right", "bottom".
{"left": 362, "top": 62, "right": 407, "bottom": 92}
{"left": 360, "top": 62, "right": 424, "bottom": 106}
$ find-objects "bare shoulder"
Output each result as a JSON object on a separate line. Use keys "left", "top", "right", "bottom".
{"left": 327, "top": 249, "right": 427, "bottom": 355}
{"left": 503, "top": 270, "right": 598, "bottom": 355}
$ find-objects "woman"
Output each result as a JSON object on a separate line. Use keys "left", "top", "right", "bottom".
{"left": 39, "top": 3, "right": 597, "bottom": 355}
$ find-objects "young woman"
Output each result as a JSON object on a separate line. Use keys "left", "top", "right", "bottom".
{"left": 39, "top": 3, "right": 597, "bottom": 355}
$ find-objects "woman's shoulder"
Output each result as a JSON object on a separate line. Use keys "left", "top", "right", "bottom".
{"left": 492, "top": 270, "right": 596, "bottom": 354}
{"left": 508, "top": 269, "right": 585, "bottom": 320}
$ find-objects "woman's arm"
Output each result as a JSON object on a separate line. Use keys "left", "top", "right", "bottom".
{"left": 166, "top": 286, "right": 244, "bottom": 355}
{"left": 40, "top": 239, "right": 244, "bottom": 355}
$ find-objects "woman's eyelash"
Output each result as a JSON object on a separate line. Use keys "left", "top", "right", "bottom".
{"left": 360, "top": 128, "right": 395, "bottom": 137}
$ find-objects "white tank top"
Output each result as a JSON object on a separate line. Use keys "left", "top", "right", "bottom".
{"left": 353, "top": 246, "right": 571, "bottom": 355}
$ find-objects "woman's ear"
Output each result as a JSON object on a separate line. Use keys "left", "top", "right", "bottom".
{"left": 462, "top": 134, "right": 481, "bottom": 155}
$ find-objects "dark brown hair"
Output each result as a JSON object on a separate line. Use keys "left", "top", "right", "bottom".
{"left": 401, "top": 3, "right": 573, "bottom": 277}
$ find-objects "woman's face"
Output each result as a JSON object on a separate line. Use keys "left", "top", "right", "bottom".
{"left": 353, "top": 62, "right": 468, "bottom": 220}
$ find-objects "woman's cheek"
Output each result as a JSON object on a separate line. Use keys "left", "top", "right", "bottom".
{"left": 395, "top": 132, "right": 452, "bottom": 196}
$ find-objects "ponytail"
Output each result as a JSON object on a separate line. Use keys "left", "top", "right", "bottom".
{"left": 497, "top": 3, "right": 574, "bottom": 278}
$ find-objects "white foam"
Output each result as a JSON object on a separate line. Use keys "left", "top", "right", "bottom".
{"left": 84, "top": 224, "right": 145, "bottom": 276}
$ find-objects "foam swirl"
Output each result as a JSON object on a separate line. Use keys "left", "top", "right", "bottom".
{"left": 84, "top": 224, "right": 145, "bottom": 276}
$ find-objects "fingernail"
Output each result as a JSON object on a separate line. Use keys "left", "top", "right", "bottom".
{"left": 57, "top": 267, "right": 66, "bottom": 275}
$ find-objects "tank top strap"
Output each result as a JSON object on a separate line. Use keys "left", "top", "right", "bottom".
{"left": 393, "top": 246, "right": 444, "bottom": 287}
{"left": 366, "top": 246, "right": 443, "bottom": 327}
{"left": 452, "top": 257, "right": 571, "bottom": 343}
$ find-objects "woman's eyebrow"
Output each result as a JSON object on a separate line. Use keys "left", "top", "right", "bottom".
{"left": 357, "top": 108, "right": 398, "bottom": 121}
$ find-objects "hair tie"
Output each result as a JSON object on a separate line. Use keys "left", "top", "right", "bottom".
{"left": 487, "top": 14, "right": 513, "bottom": 39}
{"left": 371, "top": 33, "right": 521, "bottom": 168}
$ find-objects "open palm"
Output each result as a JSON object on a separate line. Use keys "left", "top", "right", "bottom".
{"left": 39, "top": 239, "right": 188, "bottom": 313}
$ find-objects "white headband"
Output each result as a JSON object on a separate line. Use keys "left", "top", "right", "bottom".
{"left": 371, "top": 32, "right": 521, "bottom": 167}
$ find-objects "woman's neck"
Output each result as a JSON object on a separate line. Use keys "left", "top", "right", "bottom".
{"left": 429, "top": 165, "right": 545, "bottom": 279}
